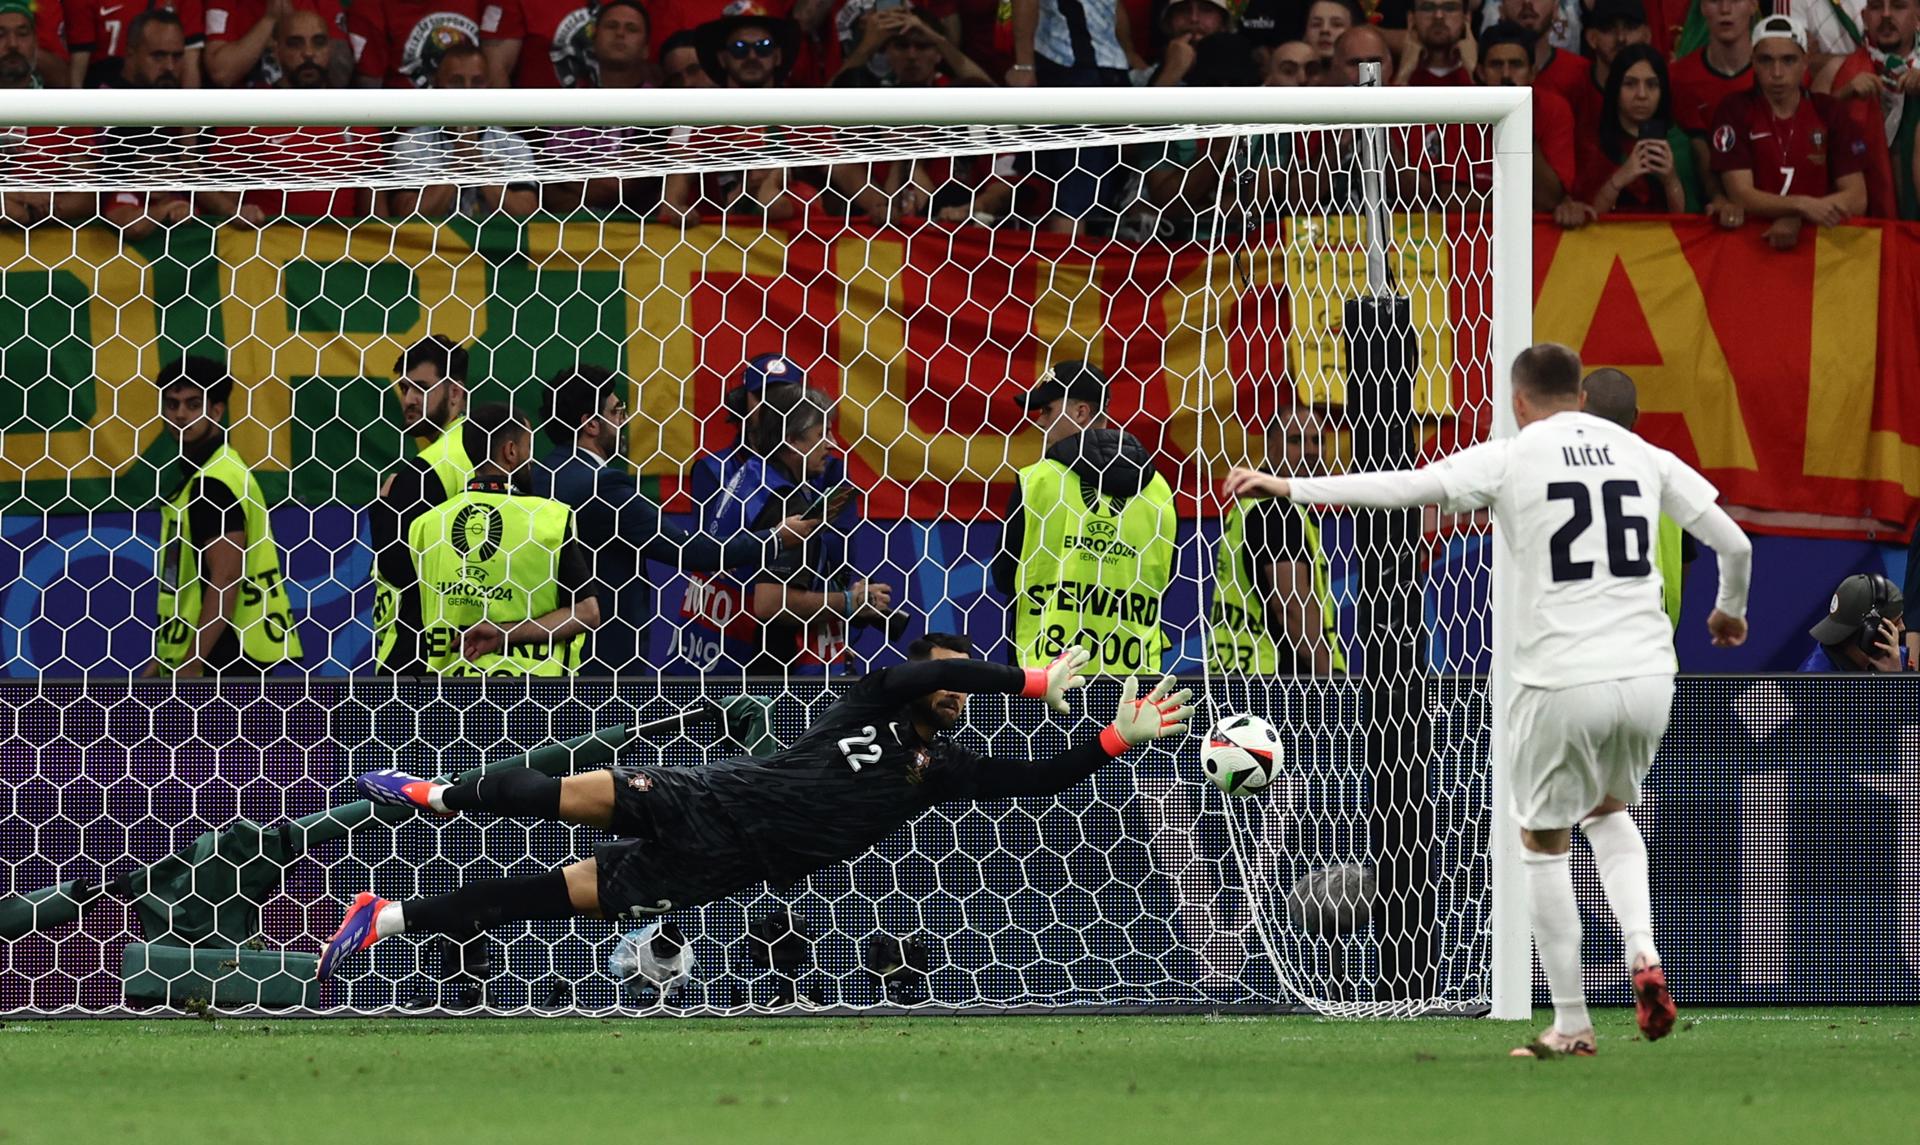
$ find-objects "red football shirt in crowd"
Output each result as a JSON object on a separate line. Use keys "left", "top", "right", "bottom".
{"left": 69, "top": 0, "right": 205, "bottom": 60}
{"left": 1407, "top": 63, "right": 1471, "bottom": 86}
{"left": 483, "top": 0, "right": 594, "bottom": 87}
{"left": 348, "top": 0, "right": 486, "bottom": 88}
{"left": 1709, "top": 88, "right": 1865, "bottom": 198}
{"left": 1573, "top": 132, "right": 1687, "bottom": 210}
{"left": 647, "top": 0, "right": 791, "bottom": 55}
{"left": 211, "top": 124, "right": 379, "bottom": 217}
{"left": 204, "top": 0, "right": 346, "bottom": 85}
{"left": 1670, "top": 50, "right": 1753, "bottom": 136}
{"left": 1398, "top": 87, "right": 1575, "bottom": 196}
{"left": 36, "top": 0, "right": 69, "bottom": 62}
{"left": 1534, "top": 47, "right": 1595, "bottom": 127}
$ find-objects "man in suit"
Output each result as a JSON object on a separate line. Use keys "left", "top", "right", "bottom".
{"left": 530, "top": 364, "right": 822, "bottom": 675}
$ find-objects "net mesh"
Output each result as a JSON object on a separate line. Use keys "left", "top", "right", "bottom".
{"left": 0, "top": 110, "right": 1502, "bottom": 1016}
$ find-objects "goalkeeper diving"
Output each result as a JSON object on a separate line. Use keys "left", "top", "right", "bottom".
{"left": 317, "top": 636, "right": 1191, "bottom": 979}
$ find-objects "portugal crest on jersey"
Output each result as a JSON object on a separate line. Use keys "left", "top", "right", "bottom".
{"left": 402, "top": 12, "right": 482, "bottom": 87}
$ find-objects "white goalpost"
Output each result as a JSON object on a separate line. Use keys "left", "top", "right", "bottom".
{"left": 0, "top": 85, "right": 1530, "bottom": 1019}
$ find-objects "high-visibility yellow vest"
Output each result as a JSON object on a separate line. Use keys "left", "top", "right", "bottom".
{"left": 408, "top": 486, "right": 584, "bottom": 676}
{"left": 1010, "top": 459, "right": 1176, "bottom": 674}
{"left": 374, "top": 419, "right": 475, "bottom": 666}
{"left": 1209, "top": 499, "right": 1345, "bottom": 674}
{"left": 155, "top": 444, "right": 303, "bottom": 669}
{"left": 1655, "top": 513, "right": 1684, "bottom": 629}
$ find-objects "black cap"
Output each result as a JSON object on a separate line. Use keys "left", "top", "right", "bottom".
{"left": 1586, "top": 0, "right": 1647, "bottom": 29}
{"left": 1809, "top": 573, "right": 1904, "bottom": 643}
{"left": 1018, "top": 360, "right": 1109, "bottom": 410}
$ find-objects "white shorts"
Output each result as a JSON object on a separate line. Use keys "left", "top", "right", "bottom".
{"left": 1506, "top": 674, "right": 1674, "bottom": 831}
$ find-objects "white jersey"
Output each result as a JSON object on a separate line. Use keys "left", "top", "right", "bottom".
{"left": 1428, "top": 411, "right": 1723, "bottom": 690}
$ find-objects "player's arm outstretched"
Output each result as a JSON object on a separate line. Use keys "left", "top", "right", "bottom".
{"left": 938, "top": 675, "right": 1194, "bottom": 802}
{"left": 878, "top": 646, "right": 1093, "bottom": 712}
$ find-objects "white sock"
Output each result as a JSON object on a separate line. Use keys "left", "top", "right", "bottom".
{"left": 1523, "top": 849, "right": 1591, "bottom": 1036}
{"left": 1582, "top": 809, "right": 1659, "bottom": 969}
{"left": 374, "top": 902, "right": 407, "bottom": 939}
{"left": 426, "top": 785, "right": 450, "bottom": 814}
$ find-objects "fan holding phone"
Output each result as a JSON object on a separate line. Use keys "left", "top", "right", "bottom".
{"left": 1572, "top": 44, "right": 1702, "bottom": 221}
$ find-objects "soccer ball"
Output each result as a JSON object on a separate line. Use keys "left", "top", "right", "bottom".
{"left": 1202, "top": 713, "right": 1285, "bottom": 795}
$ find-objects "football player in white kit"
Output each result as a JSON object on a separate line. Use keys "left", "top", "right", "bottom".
{"left": 1225, "top": 343, "right": 1753, "bottom": 1056}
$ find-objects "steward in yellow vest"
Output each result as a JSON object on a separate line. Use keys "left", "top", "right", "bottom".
{"left": 370, "top": 335, "right": 475, "bottom": 674}
{"left": 400, "top": 403, "right": 601, "bottom": 676}
{"left": 1001, "top": 429, "right": 1178, "bottom": 674}
{"left": 1209, "top": 408, "right": 1345, "bottom": 675}
{"left": 145, "top": 357, "right": 302, "bottom": 677}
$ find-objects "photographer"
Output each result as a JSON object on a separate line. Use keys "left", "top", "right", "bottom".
{"left": 676, "top": 385, "right": 897, "bottom": 677}
{"left": 1799, "top": 573, "right": 1906, "bottom": 672}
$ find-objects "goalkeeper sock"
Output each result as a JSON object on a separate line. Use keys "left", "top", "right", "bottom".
{"left": 1581, "top": 809, "right": 1660, "bottom": 969}
{"left": 439, "top": 768, "right": 563, "bottom": 819}
{"left": 1522, "top": 848, "right": 1591, "bottom": 1036}
{"left": 400, "top": 871, "right": 578, "bottom": 936}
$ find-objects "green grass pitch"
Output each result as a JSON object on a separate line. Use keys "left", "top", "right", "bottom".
{"left": 2, "top": 1009, "right": 1915, "bottom": 1144}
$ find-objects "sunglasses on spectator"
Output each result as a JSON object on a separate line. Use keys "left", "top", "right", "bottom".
{"left": 727, "top": 37, "right": 779, "bottom": 58}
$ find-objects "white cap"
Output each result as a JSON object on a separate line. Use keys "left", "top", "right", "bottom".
{"left": 1751, "top": 12, "right": 1808, "bottom": 50}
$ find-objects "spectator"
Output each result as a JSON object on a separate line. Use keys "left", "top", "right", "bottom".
{"left": 1496, "top": 0, "right": 1592, "bottom": 124}
{"left": 993, "top": 360, "right": 1176, "bottom": 674}
{"left": 691, "top": 353, "right": 788, "bottom": 514}
{"left": 647, "top": 0, "right": 799, "bottom": 67}
{"left": 1302, "top": 0, "right": 1354, "bottom": 69}
{"left": 1151, "top": 0, "right": 1240, "bottom": 86}
{"left": 530, "top": 365, "right": 815, "bottom": 676}
{"left": 1579, "top": 368, "right": 1694, "bottom": 629}
{"left": 1790, "top": 0, "right": 1874, "bottom": 59}
{"left": 380, "top": 43, "right": 540, "bottom": 219}
{"left": 1008, "top": 0, "right": 1148, "bottom": 234}
{"left": 482, "top": 0, "right": 600, "bottom": 87}
{"left": 1, "top": 2, "right": 93, "bottom": 226}
{"left": 540, "top": 0, "right": 659, "bottom": 214}
{"left": 657, "top": 16, "right": 804, "bottom": 223}
{"left": 1476, "top": 22, "right": 1579, "bottom": 213}
{"left": 98, "top": 11, "right": 242, "bottom": 238}
{"left": 143, "top": 356, "right": 304, "bottom": 678}
{"left": 1264, "top": 37, "right": 1317, "bottom": 85}
{"left": 1209, "top": 405, "right": 1346, "bottom": 676}
{"left": 404, "top": 403, "right": 602, "bottom": 677}
{"left": 834, "top": 3, "right": 988, "bottom": 87}
{"left": 1799, "top": 573, "right": 1905, "bottom": 672}
{"left": 1820, "top": 0, "right": 1918, "bottom": 217}
{"left": 368, "top": 335, "right": 474, "bottom": 676}
{"left": 679, "top": 385, "right": 890, "bottom": 677}
{"left": 1711, "top": 13, "right": 1868, "bottom": 250}
{"left": 32, "top": 0, "right": 66, "bottom": 86}
{"left": 1573, "top": 44, "right": 1700, "bottom": 219}
{"left": 658, "top": 26, "right": 711, "bottom": 86}
{"left": 1325, "top": 19, "right": 1389, "bottom": 86}
{"left": 1582, "top": 0, "right": 1650, "bottom": 106}
{"left": 1128, "top": 32, "right": 1262, "bottom": 238}
{"left": 206, "top": 9, "right": 378, "bottom": 221}
{"left": 1395, "top": 0, "right": 1471, "bottom": 86}
{"left": 1284, "top": 26, "right": 1393, "bottom": 211}
{"left": 1480, "top": 0, "right": 1583, "bottom": 52}
{"left": 203, "top": 0, "right": 350, "bottom": 87}
{"left": 349, "top": 0, "right": 487, "bottom": 88}
{"left": 1671, "top": 0, "right": 1757, "bottom": 229}
{"left": 70, "top": 0, "right": 203, "bottom": 87}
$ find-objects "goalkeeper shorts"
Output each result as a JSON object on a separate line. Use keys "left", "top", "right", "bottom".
{"left": 1505, "top": 674, "right": 1674, "bottom": 830}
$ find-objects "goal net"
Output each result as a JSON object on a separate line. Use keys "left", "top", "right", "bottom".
{"left": 0, "top": 87, "right": 1529, "bottom": 1017}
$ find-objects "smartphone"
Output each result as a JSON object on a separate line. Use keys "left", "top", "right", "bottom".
{"left": 797, "top": 484, "right": 846, "bottom": 521}
{"left": 1637, "top": 120, "right": 1669, "bottom": 143}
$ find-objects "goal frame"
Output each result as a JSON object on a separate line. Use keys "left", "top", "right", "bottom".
{"left": 7, "top": 84, "right": 1534, "bottom": 1020}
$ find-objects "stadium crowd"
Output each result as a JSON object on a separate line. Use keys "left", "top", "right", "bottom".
{"left": 2, "top": 0, "right": 1913, "bottom": 242}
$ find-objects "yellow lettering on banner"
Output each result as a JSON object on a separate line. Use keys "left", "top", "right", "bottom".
{"left": 622, "top": 225, "right": 793, "bottom": 474}
{"left": 1158, "top": 251, "right": 1252, "bottom": 470}
{"left": 1804, "top": 226, "right": 1920, "bottom": 496}
{"left": 1282, "top": 214, "right": 1458, "bottom": 416}
{"left": 0, "top": 228, "right": 159, "bottom": 485}
{"left": 835, "top": 236, "right": 1068, "bottom": 484}
{"left": 218, "top": 221, "right": 486, "bottom": 468}
{"left": 1533, "top": 221, "right": 1757, "bottom": 471}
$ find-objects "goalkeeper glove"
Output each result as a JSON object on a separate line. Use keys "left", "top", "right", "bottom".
{"left": 1100, "top": 675, "right": 1195, "bottom": 755}
{"left": 1021, "top": 646, "right": 1092, "bottom": 714}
